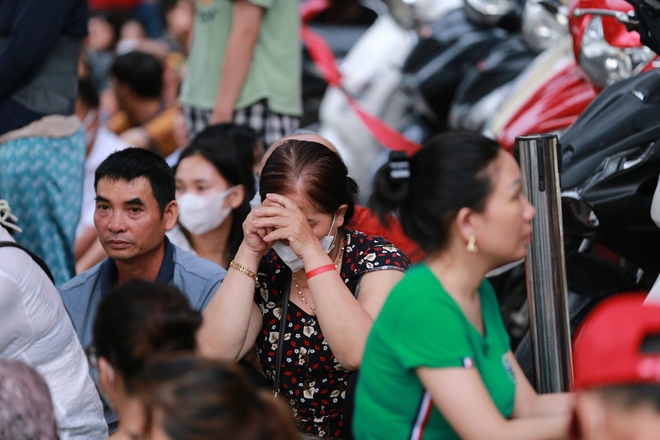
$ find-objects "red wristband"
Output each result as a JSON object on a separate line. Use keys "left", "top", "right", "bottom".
{"left": 306, "top": 264, "right": 336, "bottom": 280}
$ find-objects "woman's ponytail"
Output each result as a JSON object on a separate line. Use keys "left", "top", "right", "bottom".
{"left": 369, "top": 151, "right": 411, "bottom": 226}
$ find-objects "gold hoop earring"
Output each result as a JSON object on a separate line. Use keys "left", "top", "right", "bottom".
{"left": 466, "top": 236, "right": 478, "bottom": 253}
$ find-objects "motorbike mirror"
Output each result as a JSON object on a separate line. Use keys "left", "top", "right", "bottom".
{"left": 573, "top": 8, "right": 640, "bottom": 33}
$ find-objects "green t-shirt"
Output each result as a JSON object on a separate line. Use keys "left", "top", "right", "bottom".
{"left": 353, "top": 265, "right": 516, "bottom": 439}
{"left": 180, "top": 0, "right": 302, "bottom": 116}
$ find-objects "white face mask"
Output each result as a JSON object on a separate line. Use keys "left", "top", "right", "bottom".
{"left": 177, "top": 187, "right": 235, "bottom": 235}
{"left": 273, "top": 215, "right": 337, "bottom": 272}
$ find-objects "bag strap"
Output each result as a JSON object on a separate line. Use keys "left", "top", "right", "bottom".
{"left": 0, "top": 241, "right": 55, "bottom": 285}
{"left": 273, "top": 266, "right": 291, "bottom": 396}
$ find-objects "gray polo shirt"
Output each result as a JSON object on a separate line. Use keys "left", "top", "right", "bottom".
{"left": 58, "top": 237, "right": 225, "bottom": 350}
{"left": 58, "top": 237, "right": 225, "bottom": 431}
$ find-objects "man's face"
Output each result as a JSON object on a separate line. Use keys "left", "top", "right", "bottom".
{"left": 94, "top": 177, "right": 177, "bottom": 264}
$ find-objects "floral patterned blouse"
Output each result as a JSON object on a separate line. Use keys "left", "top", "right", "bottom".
{"left": 254, "top": 230, "right": 411, "bottom": 438}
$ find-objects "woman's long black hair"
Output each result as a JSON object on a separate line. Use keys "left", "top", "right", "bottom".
{"left": 176, "top": 125, "right": 256, "bottom": 262}
{"left": 370, "top": 131, "right": 501, "bottom": 254}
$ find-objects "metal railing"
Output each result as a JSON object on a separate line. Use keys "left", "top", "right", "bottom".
{"left": 516, "top": 133, "right": 573, "bottom": 393}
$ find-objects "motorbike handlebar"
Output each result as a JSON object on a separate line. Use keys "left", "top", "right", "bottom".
{"left": 572, "top": 8, "right": 640, "bottom": 32}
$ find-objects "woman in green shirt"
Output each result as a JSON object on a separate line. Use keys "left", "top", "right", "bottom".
{"left": 354, "top": 132, "right": 574, "bottom": 439}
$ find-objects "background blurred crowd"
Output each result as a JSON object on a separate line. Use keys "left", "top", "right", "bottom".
{"left": 0, "top": 0, "right": 305, "bottom": 286}
{"left": 3, "top": 1, "right": 660, "bottom": 440}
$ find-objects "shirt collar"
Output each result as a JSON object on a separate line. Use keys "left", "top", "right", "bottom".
{"left": 99, "top": 236, "right": 175, "bottom": 296}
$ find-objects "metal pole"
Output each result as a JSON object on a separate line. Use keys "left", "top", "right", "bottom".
{"left": 516, "top": 134, "right": 573, "bottom": 393}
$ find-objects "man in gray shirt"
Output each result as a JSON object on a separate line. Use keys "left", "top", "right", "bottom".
{"left": 59, "top": 147, "right": 225, "bottom": 431}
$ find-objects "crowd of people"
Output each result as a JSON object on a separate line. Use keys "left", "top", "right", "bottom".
{"left": 2, "top": 0, "right": 660, "bottom": 439}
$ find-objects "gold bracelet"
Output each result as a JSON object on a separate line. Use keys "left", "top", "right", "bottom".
{"left": 229, "top": 260, "right": 259, "bottom": 287}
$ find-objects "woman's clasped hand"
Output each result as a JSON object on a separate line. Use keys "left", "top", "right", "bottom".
{"left": 251, "top": 193, "right": 341, "bottom": 270}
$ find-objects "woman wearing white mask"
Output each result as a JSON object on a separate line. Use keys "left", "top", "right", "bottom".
{"left": 199, "top": 139, "right": 411, "bottom": 439}
{"left": 169, "top": 127, "right": 254, "bottom": 269}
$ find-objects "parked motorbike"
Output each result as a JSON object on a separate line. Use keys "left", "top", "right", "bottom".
{"left": 490, "top": 0, "right": 657, "bottom": 350}
{"left": 629, "top": 0, "right": 660, "bottom": 305}
{"left": 508, "top": 0, "right": 660, "bottom": 386}
{"left": 317, "top": 0, "right": 559, "bottom": 202}
{"left": 484, "top": 0, "right": 656, "bottom": 150}
{"left": 448, "top": 0, "right": 570, "bottom": 132}
{"left": 514, "top": 69, "right": 660, "bottom": 386}
{"left": 300, "top": 0, "right": 383, "bottom": 128}
{"left": 316, "top": 0, "right": 460, "bottom": 203}
{"left": 482, "top": 34, "right": 575, "bottom": 141}
{"left": 398, "top": 0, "right": 525, "bottom": 143}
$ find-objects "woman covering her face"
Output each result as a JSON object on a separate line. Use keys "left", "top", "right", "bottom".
{"left": 198, "top": 139, "right": 411, "bottom": 438}
{"left": 353, "top": 132, "right": 574, "bottom": 439}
